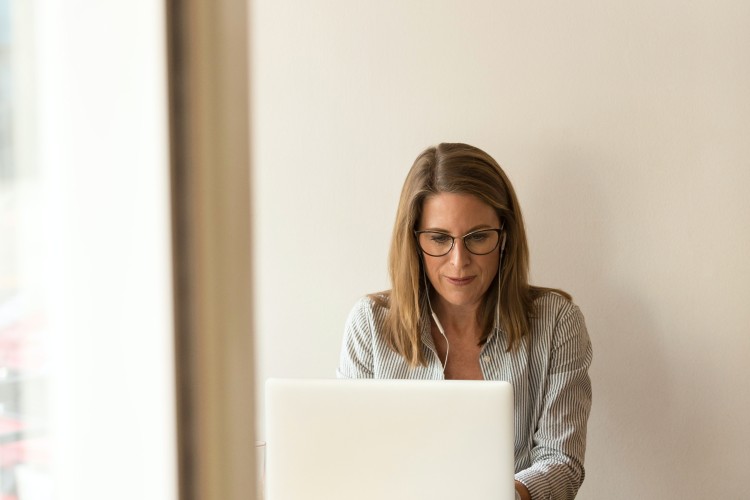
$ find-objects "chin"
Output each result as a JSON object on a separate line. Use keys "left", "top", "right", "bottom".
{"left": 438, "top": 291, "right": 485, "bottom": 309}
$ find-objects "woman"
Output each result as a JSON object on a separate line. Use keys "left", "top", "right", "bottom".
{"left": 337, "top": 143, "right": 592, "bottom": 500}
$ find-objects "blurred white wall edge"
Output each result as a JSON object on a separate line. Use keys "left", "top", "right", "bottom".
{"left": 30, "top": 1, "right": 177, "bottom": 499}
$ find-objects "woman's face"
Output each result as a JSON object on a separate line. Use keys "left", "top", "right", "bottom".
{"left": 418, "top": 192, "right": 501, "bottom": 314}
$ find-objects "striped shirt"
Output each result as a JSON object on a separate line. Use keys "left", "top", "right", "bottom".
{"left": 337, "top": 291, "right": 592, "bottom": 500}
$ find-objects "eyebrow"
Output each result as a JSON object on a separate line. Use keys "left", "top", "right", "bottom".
{"left": 419, "top": 224, "right": 496, "bottom": 234}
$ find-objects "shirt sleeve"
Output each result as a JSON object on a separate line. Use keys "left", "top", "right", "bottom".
{"left": 336, "top": 297, "right": 376, "bottom": 379}
{"left": 515, "top": 304, "right": 593, "bottom": 500}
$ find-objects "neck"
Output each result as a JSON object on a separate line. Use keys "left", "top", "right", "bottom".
{"left": 431, "top": 295, "right": 482, "bottom": 339}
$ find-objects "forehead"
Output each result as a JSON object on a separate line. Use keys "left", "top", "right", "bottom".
{"left": 419, "top": 192, "right": 499, "bottom": 231}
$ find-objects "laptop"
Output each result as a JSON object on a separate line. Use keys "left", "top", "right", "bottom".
{"left": 264, "top": 378, "right": 515, "bottom": 500}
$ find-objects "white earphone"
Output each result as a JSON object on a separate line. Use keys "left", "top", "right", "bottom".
{"left": 423, "top": 265, "right": 450, "bottom": 369}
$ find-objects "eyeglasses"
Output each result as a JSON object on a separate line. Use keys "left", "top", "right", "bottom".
{"left": 414, "top": 228, "right": 503, "bottom": 257}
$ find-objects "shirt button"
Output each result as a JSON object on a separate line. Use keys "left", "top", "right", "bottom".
{"left": 482, "top": 355, "right": 491, "bottom": 363}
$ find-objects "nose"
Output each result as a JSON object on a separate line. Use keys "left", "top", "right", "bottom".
{"left": 449, "top": 238, "right": 471, "bottom": 267}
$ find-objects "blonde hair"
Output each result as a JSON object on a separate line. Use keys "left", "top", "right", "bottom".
{"left": 372, "top": 143, "right": 569, "bottom": 366}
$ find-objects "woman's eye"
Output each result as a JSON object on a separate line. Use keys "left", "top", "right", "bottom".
{"left": 430, "top": 234, "right": 451, "bottom": 244}
{"left": 467, "top": 233, "right": 489, "bottom": 242}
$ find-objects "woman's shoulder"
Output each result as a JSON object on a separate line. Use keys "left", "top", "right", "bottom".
{"left": 363, "top": 291, "right": 391, "bottom": 310}
{"left": 529, "top": 288, "right": 589, "bottom": 345}
{"left": 347, "top": 291, "right": 391, "bottom": 321}
{"left": 530, "top": 288, "right": 584, "bottom": 321}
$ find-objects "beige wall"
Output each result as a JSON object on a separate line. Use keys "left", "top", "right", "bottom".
{"left": 251, "top": 1, "right": 750, "bottom": 497}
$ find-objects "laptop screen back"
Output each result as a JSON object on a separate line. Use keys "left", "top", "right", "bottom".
{"left": 265, "top": 378, "right": 515, "bottom": 500}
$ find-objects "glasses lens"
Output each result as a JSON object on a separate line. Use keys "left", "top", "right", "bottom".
{"left": 464, "top": 229, "right": 500, "bottom": 255}
{"left": 418, "top": 232, "right": 453, "bottom": 256}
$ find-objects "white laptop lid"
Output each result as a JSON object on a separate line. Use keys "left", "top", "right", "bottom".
{"left": 265, "top": 378, "right": 515, "bottom": 500}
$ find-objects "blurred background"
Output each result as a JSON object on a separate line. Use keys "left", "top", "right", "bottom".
{"left": 1, "top": 1, "right": 175, "bottom": 499}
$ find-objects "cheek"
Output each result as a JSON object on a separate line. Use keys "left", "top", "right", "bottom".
{"left": 425, "top": 261, "right": 438, "bottom": 279}
{"left": 423, "top": 259, "right": 442, "bottom": 284}
{"left": 479, "top": 255, "right": 500, "bottom": 280}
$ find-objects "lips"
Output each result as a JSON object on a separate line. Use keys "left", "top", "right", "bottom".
{"left": 445, "top": 276, "right": 475, "bottom": 286}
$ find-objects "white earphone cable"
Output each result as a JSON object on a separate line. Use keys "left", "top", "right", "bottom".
{"left": 422, "top": 265, "right": 449, "bottom": 370}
